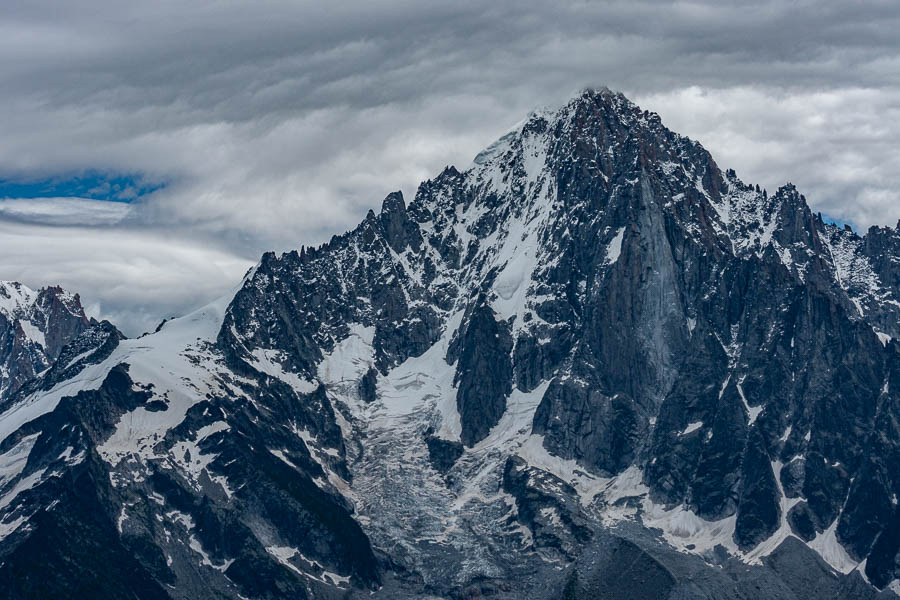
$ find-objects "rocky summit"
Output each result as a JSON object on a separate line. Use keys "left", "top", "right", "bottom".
{"left": 1, "top": 88, "right": 899, "bottom": 600}
{"left": 0, "top": 282, "right": 95, "bottom": 403}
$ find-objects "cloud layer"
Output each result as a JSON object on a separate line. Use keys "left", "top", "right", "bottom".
{"left": 2, "top": 1, "right": 899, "bottom": 333}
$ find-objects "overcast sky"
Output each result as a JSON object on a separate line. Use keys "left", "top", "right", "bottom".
{"left": 2, "top": 0, "right": 900, "bottom": 335}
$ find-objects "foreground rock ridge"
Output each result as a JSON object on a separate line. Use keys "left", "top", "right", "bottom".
{"left": 1, "top": 88, "right": 900, "bottom": 599}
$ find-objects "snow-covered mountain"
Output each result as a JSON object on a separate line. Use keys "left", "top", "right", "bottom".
{"left": 0, "top": 281, "right": 95, "bottom": 402}
{"left": 1, "top": 89, "right": 900, "bottom": 599}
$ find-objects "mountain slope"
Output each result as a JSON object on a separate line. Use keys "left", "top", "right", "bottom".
{"left": 1, "top": 89, "right": 899, "bottom": 599}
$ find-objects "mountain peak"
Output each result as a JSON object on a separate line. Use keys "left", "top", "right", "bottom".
{"left": 380, "top": 190, "right": 405, "bottom": 214}
{"left": 471, "top": 87, "right": 668, "bottom": 169}
{"left": 0, "top": 281, "right": 37, "bottom": 317}
{"left": 0, "top": 280, "right": 91, "bottom": 401}
{"left": 569, "top": 85, "right": 637, "bottom": 114}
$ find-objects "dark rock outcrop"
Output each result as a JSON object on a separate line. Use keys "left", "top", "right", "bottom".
{"left": 449, "top": 299, "right": 514, "bottom": 446}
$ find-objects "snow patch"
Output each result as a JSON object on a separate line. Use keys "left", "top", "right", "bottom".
{"left": 605, "top": 227, "right": 625, "bottom": 265}
{"left": 0, "top": 514, "right": 27, "bottom": 540}
{"left": 0, "top": 468, "right": 46, "bottom": 511}
{"left": 64, "top": 348, "right": 97, "bottom": 370}
{"left": 0, "top": 433, "right": 39, "bottom": 489}
{"left": 680, "top": 421, "right": 703, "bottom": 436}
{"left": 378, "top": 312, "right": 462, "bottom": 440}
{"left": 779, "top": 425, "right": 792, "bottom": 443}
{"left": 640, "top": 498, "right": 739, "bottom": 557}
{"left": 809, "top": 518, "right": 858, "bottom": 574}
{"left": 318, "top": 324, "right": 375, "bottom": 386}
{"left": 18, "top": 321, "right": 45, "bottom": 348}
{"left": 189, "top": 535, "right": 233, "bottom": 572}
{"left": 250, "top": 349, "right": 317, "bottom": 393}
{"left": 518, "top": 434, "right": 615, "bottom": 507}
{"left": 736, "top": 382, "right": 762, "bottom": 425}
{"left": 265, "top": 545, "right": 350, "bottom": 587}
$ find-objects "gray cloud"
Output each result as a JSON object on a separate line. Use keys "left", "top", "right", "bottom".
{"left": 1, "top": 0, "right": 899, "bottom": 333}
{"left": 0, "top": 197, "right": 130, "bottom": 226}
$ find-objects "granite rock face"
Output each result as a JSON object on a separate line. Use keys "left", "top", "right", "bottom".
{"left": 1, "top": 89, "right": 900, "bottom": 599}
{"left": 448, "top": 298, "right": 514, "bottom": 446}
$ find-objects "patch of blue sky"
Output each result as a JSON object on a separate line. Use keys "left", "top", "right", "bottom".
{"left": 0, "top": 171, "right": 165, "bottom": 202}
{"left": 821, "top": 213, "right": 856, "bottom": 233}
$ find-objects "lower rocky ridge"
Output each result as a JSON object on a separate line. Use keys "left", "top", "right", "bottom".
{"left": 2, "top": 299, "right": 895, "bottom": 599}
{"left": 0, "top": 301, "right": 381, "bottom": 600}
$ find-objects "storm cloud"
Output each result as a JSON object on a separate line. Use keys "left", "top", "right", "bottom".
{"left": 2, "top": 0, "right": 899, "bottom": 333}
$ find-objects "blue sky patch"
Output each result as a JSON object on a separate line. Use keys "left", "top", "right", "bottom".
{"left": 0, "top": 171, "right": 165, "bottom": 202}
{"left": 822, "top": 213, "right": 855, "bottom": 233}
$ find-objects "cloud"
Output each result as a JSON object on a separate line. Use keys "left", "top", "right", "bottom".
{"left": 0, "top": 197, "right": 130, "bottom": 226}
{"left": 0, "top": 217, "right": 253, "bottom": 336}
{"left": 632, "top": 86, "right": 900, "bottom": 229}
{"left": 1, "top": 0, "right": 899, "bottom": 330}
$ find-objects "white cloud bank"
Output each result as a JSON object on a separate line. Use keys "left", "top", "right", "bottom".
{"left": 0, "top": 215, "right": 253, "bottom": 335}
